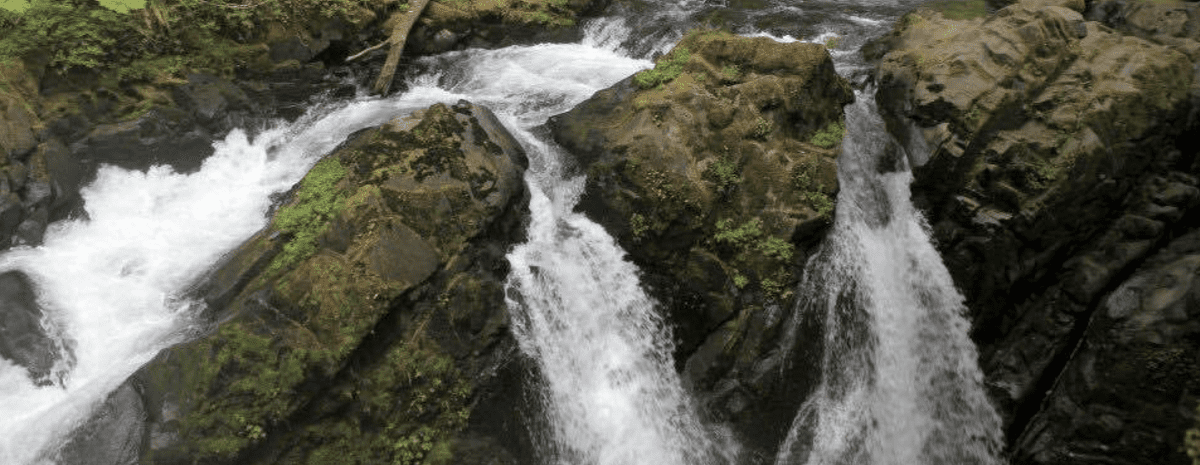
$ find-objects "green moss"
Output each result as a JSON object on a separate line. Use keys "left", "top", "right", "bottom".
{"left": 267, "top": 157, "right": 348, "bottom": 276}
{"left": 634, "top": 47, "right": 691, "bottom": 90}
{"left": 302, "top": 339, "right": 473, "bottom": 465}
{"left": 809, "top": 120, "right": 844, "bottom": 148}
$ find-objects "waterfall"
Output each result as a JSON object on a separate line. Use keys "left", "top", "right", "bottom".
{"left": 0, "top": 92, "right": 510, "bottom": 464}
{"left": 774, "top": 93, "right": 1004, "bottom": 465}
{"left": 1, "top": 0, "right": 1006, "bottom": 461}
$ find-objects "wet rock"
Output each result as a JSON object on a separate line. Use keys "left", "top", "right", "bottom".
{"left": 1014, "top": 230, "right": 1200, "bottom": 465}
{"left": 549, "top": 29, "right": 852, "bottom": 457}
{"left": 59, "top": 380, "right": 146, "bottom": 465}
{"left": 0, "top": 270, "right": 70, "bottom": 386}
{"left": 868, "top": 0, "right": 1200, "bottom": 457}
{"left": 135, "top": 100, "right": 530, "bottom": 465}
{"left": 171, "top": 73, "right": 254, "bottom": 131}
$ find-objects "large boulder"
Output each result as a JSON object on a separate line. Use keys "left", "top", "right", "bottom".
{"left": 868, "top": 0, "right": 1200, "bottom": 460}
{"left": 131, "top": 100, "right": 531, "bottom": 465}
{"left": 548, "top": 29, "right": 853, "bottom": 456}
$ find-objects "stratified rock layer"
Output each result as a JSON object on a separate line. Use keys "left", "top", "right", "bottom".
{"left": 549, "top": 29, "right": 854, "bottom": 456}
{"left": 132, "top": 100, "right": 530, "bottom": 465}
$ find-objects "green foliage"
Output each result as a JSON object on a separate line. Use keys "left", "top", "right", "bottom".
{"left": 629, "top": 213, "right": 649, "bottom": 241}
{"left": 802, "top": 191, "right": 834, "bottom": 220}
{"left": 713, "top": 217, "right": 797, "bottom": 298}
{"left": 704, "top": 155, "right": 741, "bottom": 193}
{"left": 0, "top": 1, "right": 132, "bottom": 73}
{"left": 268, "top": 157, "right": 348, "bottom": 276}
{"left": 714, "top": 218, "right": 794, "bottom": 261}
{"left": 809, "top": 120, "right": 844, "bottom": 148}
{"left": 634, "top": 47, "right": 690, "bottom": 89}
{"left": 823, "top": 35, "right": 841, "bottom": 49}
{"left": 752, "top": 116, "right": 773, "bottom": 139}
{"left": 99, "top": 0, "right": 145, "bottom": 12}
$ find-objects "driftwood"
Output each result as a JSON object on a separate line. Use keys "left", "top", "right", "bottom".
{"left": 370, "top": 0, "right": 433, "bottom": 96}
{"left": 345, "top": 40, "right": 389, "bottom": 62}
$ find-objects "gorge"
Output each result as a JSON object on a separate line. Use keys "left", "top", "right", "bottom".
{"left": 0, "top": 0, "right": 1198, "bottom": 463}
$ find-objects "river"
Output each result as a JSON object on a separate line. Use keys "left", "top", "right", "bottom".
{"left": 0, "top": 0, "right": 1003, "bottom": 463}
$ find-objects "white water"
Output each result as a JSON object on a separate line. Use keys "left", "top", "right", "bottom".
{"left": 1, "top": 2, "right": 1005, "bottom": 464}
{"left": 0, "top": 87, "right": 531, "bottom": 464}
{"left": 774, "top": 94, "right": 1004, "bottom": 465}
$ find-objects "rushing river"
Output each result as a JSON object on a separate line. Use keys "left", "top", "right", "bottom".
{"left": 0, "top": 0, "right": 1003, "bottom": 463}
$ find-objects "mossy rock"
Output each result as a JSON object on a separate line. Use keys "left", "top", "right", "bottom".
{"left": 550, "top": 29, "right": 851, "bottom": 310}
{"left": 135, "top": 100, "right": 528, "bottom": 464}
{"left": 547, "top": 28, "right": 853, "bottom": 451}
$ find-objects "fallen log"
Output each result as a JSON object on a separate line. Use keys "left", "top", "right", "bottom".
{"left": 370, "top": 0, "right": 433, "bottom": 96}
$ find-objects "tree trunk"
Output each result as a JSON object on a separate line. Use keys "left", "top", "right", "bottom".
{"left": 371, "top": 0, "right": 433, "bottom": 96}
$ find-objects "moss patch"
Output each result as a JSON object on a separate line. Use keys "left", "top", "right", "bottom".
{"left": 268, "top": 157, "right": 348, "bottom": 276}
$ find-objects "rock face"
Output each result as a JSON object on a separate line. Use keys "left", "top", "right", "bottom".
{"left": 1016, "top": 230, "right": 1200, "bottom": 464}
{"left": 869, "top": 0, "right": 1200, "bottom": 462}
{"left": 0, "top": 270, "right": 71, "bottom": 386}
{"left": 548, "top": 29, "right": 853, "bottom": 456}
{"left": 130, "top": 100, "right": 530, "bottom": 465}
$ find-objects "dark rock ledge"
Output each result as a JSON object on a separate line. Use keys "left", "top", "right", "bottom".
{"left": 867, "top": 0, "right": 1200, "bottom": 462}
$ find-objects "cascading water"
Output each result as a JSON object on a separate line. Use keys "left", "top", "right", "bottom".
{"left": 0, "top": 0, "right": 1007, "bottom": 462}
{"left": 773, "top": 94, "right": 1004, "bottom": 465}
{"left": 0, "top": 93, "right": 475, "bottom": 464}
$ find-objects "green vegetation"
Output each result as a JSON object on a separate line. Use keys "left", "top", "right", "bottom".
{"left": 1187, "top": 403, "right": 1200, "bottom": 465}
{"left": 634, "top": 47, "right": 691, "bottom": 89}
{"left": 809, "top": 120, "right": 845, "bottom": 148}
{"left": 791, "top": 160, "right": 835, "bottom": 220}
{"left": 1, "top": 0, "right": 388, "bottom": 78}
{"left": 704, "top": 155, "right": 741, "bottom": 193}
{"left": 303, "top": 339, "right": 473, "bottom": 465}
{"left": 630, "top": 213, "right": 650, "bottom": 241}
{"left": 713, "top": 217, "right": 796, "bottom": 297}
{"left": 752, "top": 116, "right": 773, "bottom": 139}
{"left": 268, "top": 157, "right": 348, "bottom": 276}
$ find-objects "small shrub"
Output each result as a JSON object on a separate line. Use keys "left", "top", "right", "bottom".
{"left": 704, "top": 156, "right": 740, "bottom": 193}
{"left": 752, "top": 116, "right": 773, "bottom": 139}
{"left": 809, "top": 120, "right": 844, "bottom": 148}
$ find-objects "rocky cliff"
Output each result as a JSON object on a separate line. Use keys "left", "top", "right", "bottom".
{"left": 868, "top": 0, "right": 1200, "bottom": 462}
{"left": 548, "top": 29, "right": 854, "bottom": 457}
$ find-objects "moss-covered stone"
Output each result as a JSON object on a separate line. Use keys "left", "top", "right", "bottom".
{"left": 547, "top": 28, "right": 853, "bottom": 455}
{"left": 135, "top": 100, "right": 528, "bottom": 464}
